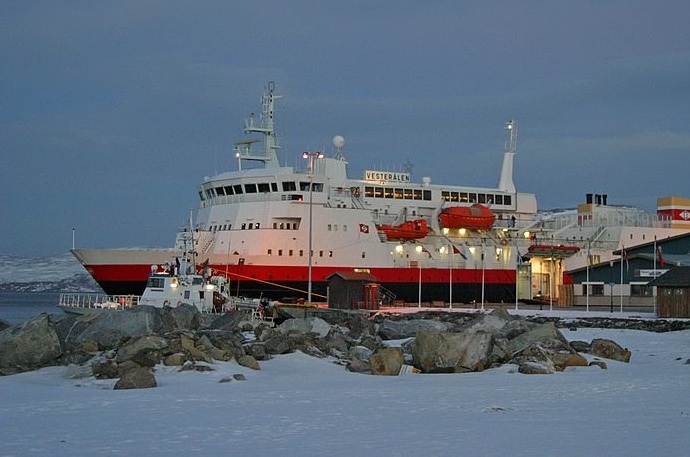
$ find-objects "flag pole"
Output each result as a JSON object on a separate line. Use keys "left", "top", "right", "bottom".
{"left": 586, "top": 240, "right": 590, "bottom": 312}
{"left": 620, "top": 246, "right": 624, "bottom": 312}
{"left": 653, "top": 236, "right": 657, "bottom": 315}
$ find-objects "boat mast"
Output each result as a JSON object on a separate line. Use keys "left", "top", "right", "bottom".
{"left": 234, "top": 81, "right": 283, "bottom": 169}
{"left": 498, "top": 119, "right": 517, "bottom": 193}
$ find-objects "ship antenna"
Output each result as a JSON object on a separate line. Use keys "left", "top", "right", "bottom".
{"left": 498, "top": 119, "right": 517, "bottom": 193}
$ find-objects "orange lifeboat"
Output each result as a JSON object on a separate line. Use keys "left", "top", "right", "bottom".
{"left": 438, "top": 203, "right": 495, "bottom": 231}
{"left": 377, "top": 219, "right": 430, "bottom": 240}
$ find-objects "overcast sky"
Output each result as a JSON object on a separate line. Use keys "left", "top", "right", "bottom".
{"left": 2, "top": 1, "right": 689, "bottom": 257}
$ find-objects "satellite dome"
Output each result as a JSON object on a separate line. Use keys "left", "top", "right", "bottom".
{"left": 333, "top": 135, "right": 345, "bottom": 149}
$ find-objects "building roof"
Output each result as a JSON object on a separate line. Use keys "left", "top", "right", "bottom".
{"left": 648, "top": 266, "right": 690, "bottom": 287}
{"left": 326, "top": 271, "right": 378, "bottom": 282}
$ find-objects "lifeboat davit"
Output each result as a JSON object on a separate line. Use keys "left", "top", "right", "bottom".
{"left": 377, "top": 219, "right": 430, "bottom": 240}
{"left": 438, "top": 203, "right": 495, "bottom": 231}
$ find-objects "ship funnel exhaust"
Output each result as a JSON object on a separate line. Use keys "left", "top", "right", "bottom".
{"left": 498, "top": 119, "right": 517, "bottom": 193}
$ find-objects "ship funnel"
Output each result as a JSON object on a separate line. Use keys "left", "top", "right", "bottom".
{"left": 497, "top": 120, "right": 517, "bottom": 193}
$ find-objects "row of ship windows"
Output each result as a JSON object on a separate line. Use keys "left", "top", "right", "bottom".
{"left": 441, "top": 191, "right": 512, "bottom": 205}
{"left": 267, "top": 249, "right": 366, "bottom": 259}
{"left": 201, "top": 181, "right": 325, "bottom": 200}
{"left": 210, "top": 221, "right": 347, "bottom": 232}
{"left": 363, "top": 187, "right": 432, "bottom": 200}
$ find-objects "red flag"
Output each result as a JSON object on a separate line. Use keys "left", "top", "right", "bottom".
{"left": 657, "top": 245, "right": 665, "bottom": 267}
{"left": 359, "top": 223, "right": 369, "bottom": 234}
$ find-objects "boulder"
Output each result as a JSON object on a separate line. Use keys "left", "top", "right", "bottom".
{"left": 237, "top": 354, "right": 260, "bottom": 370}
{"left": 207, "top": 311, "right": 247, "bottom": 331}
{"left": 589, "top": 339, "right": 631, "bottom": 363}
{"left": 462, "top": 308, "right": 513, "bottom": 335}
{"left": 412, "top": 328, "right": 494, "bottom": 373}
{"left": 370, "top": 347, "right": 405, "bottom": 376}
{"left": 280, "top": 317, "right": 332, "bottom": 337}
{"left": 161, "top": 304, "right": 200, "bottom": 332}
{"left": 0, "top": 313, "right": 62, "bottom": 374}
{"left": 74, "top": 306, "right": 164, "bottom": 350}
{"left": 116, "top": 335, "right": 169, "bottom": 363}
{"left": 377, "top": 318, "right": 452, "bottom": 340}
{"left": 163, "top": 352, "right": 188, "bottom": 366}
{"left": 113, "top": 367, "right": 157, "bottom": 389}
{"left": 0, "top": 319, "right": 11, "bottom": 332}
{"left": 506, "top": 321, "right": 570, "bottom": 357}
{"left": 263, "top": 333, "right": 293, "bottom": 355}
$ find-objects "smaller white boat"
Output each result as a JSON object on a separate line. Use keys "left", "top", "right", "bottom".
{"left": 59, "top": 258, "right": 233, "bottom": 315}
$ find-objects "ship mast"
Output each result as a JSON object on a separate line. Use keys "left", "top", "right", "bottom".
{"left": 233, "top": 81, "right": 282, "bottom": 169}
{"left": 497, "top": 119, "right": 517, "bottom": 193}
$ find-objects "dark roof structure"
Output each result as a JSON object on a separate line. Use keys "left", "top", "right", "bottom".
{"left": 648, "top": 266, "right": 690, "bottom": 287}
{"left": 325, "top": 271, "right": 378, "bottom": 282}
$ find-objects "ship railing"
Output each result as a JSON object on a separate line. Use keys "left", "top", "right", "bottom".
{"left": 58, "top": 293, "right": 140, "bottom": 310}
{"left": 379, "top": 286, "right": 397, "bottom": 305}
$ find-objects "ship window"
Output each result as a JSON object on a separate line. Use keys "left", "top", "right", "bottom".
{"left": 299, "top": 250, "right": 304, "bottom": 257}
{"left": 271, "top": 183, "right": 278, "bottom": 191}
{"left": 198, "top": 191, "right": 205, "bottom": 201}
{"left": 248, "top": 223, "right": 253, "bottom": 229}
{"left": 224, "top": 186, "right": 234, "bottom": 195}
{"left": 414, "top": 189, "right": 423, "bottom": 200}
{"left": 273, "top": 223, "right": 278, "bottom": 229}
{"left": 329, "top": 251, "right": 333, "bottom": 257}
{"left": 394, "top": 188, "right": 404, "bottom": 199}
{"left": 215, "top": 187, "right": 225, "bottom": 196}
{"left": 442, "top": 191, "right": 451, "bottom": 201}
{"left": 362, "top": 251, "right": 366, "bottom": 259}
{"left": 255, "top": 223, "right": 260, "bottom": 229}
{"left": 459, "top": 192, "right": 468, "bottom": 202}
{"left": 404, "top": 189, "right": 413, "bottom": 200}
{"left": 258, "top": 183, "right": 270, "bottom": 193}
{"left": 364, "top": 186, "right": 374, "bottom": 198}
{"left": 351, "top": 186, "right": 361, "bottom": 197}
{"left": 289, "top": 249, "right": 293, "bottom": 256}
{"left": 147, "top": 277, "right": 165, "bottom": 288}
{"left": 300, "top": 182, "right": 310, "bottom": 191}
{"left": 451, "top": 192, "right": 459, "bottom": 202}
{"left": 495, "top": 195, "right": 503, "bottom": 205}
{"left": 184, "top": 291, "right": 191, "bottom": 299}
{"left": 313, "top": 182, "right": 323, "bottom": 192}
{"left": 468, "top": 193, "right": 477, "bottom": 203}
{"left": 328, "top": 224, "right": 332, "bottom": 231}
{"left": 504, "top": 195, "right": 511, "bottom": 205}
{"left": 374, "top": 187, "right": 384, "bottom": 198}
{"left": 268, "top": 249, "right": 272, "bottom": 256}
{"left": 319, "top": 250, "right": 323, "bottom": 257}
{"left": 384, "top": 188, "right": 394, "bottom": 198}
{"left": 478, "top": 194, "right": 486, "bottom": 204}
{"left": 423, "top": 190, "right": 432, "bottom": 201}
{"left": 278, "top": 249, "right": 283, "bottom": 256}
{"left": 245, "top": 183, "right": 257, "bottom": 193}
{"left": 233, "top": 184, "right": 243, "bottom": 194}
{"left": 206, "top": 189, "right": 214, "bottom": 199}
{"left": 241, "top": 223, "right": 246, "bottom": 230}
{"left": 282, "top": 181, "right": 297, "bottom": 191}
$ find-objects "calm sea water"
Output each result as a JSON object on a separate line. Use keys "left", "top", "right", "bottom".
{"left": 0, "top": 292, "right": 64, "bottom": 325}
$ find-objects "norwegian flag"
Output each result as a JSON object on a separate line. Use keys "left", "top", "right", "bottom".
{"left": 452, "top": 244, "right": 467, "bottom": 260}
{"left": 359, "top": 223, "right": 369, "bottom": 234}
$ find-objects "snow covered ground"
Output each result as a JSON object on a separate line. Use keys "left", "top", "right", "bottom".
{"left": 1, "top": 328, "right": 689, "bottom": 456}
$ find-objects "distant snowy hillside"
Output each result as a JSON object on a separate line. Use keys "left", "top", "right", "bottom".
{"left": 0, "top": 253, "right": 100, "bottom": 292}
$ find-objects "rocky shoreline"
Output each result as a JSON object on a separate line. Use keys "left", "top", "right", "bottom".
{"left": 1, "top": 306, "right": 688, "bottom": 388}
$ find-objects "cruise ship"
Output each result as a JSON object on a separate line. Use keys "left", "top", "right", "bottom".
{"left": 72, "top": 82, "right": 690, "bottom": 305}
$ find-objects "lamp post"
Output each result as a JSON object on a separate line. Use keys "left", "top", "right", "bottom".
{"left": 303, "top": 151, "right": 324, "bottom": 305}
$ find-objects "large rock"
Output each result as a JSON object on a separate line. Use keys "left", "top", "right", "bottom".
{"left": 506, "top": 321, "right": 570, "bottom": 357}
{"left": 113, "top": 367, "right": 157, "bottom": 389}
{"left": 377, "top": 319, "right": 452, "bottom": 340}
{"left": 280, "top": 317, "right": 332, "bottom": 337}
{"left": 412, "top": 328, "right": 494, "bottom": 373}
{"left": 462, "top": 308, "right": 514, "bottom": 335}
{"left": 589, "top": 339, "right": 632, "bottom": 363}
{"left": 370, "top": 347, "right": 404, "bottom": 376}
{"left": 116, "top": 335, "right": 169, "bottom": 363}
{"left": 161, "top": 304, "right": 200, "bottom": 332}
{"left": 74, "top": 306, "right": 164, "bottom": 350}
{"left": 0, "top": 313, "right": 62, "bottom": 374}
